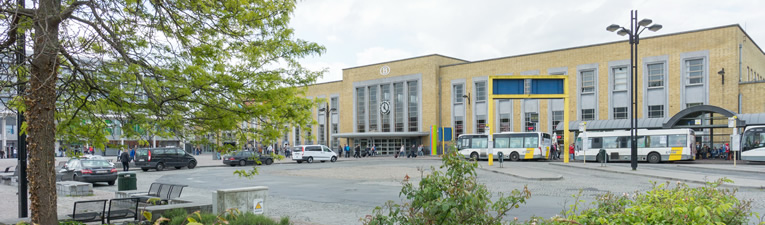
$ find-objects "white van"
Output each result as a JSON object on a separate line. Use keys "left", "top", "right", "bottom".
{"left": 292, "top": 145, "right": 338, "bottom": 163}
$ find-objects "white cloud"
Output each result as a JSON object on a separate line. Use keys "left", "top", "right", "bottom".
{"left": 355, "top": 47, "right": 413, "bottom": 66}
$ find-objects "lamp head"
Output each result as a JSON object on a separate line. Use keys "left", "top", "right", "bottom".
{"left": 647, "top": 24, "right": 663, "bottom": 32}
{"left": 617, "top": 28, "right": 630, "bottom": 36}
{"left": 638, "top": 18, "right": 653, "bottom": 27}
{"left": 606, "top": 24, "right": 621, "bottom": 32}
{"left": 462, "top": 94, "right": 469, "bottom": 99}
{"left": 718, "top": 68, "right": 725, "bottom": 76}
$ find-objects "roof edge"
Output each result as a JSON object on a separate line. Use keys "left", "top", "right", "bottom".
{"left": 342, "top": 54, "right": 468, "bottom": 71}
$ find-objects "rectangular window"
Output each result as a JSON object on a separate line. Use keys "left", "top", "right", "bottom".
{"left": 523, "top": 135, "right": 539, "bottom": 148}
{"left": 581, "top": 70, "right": 595, "bottom": 93}
{"left": 454, "top": 84, "right": 464, "bottom": 103}
{"left": 477, "top": 116, "right": 487, "bottom": 134}
{"left": 294, "top": 127, "right": 301, "bottom": 145}
{"left": 408, "top": 81, "right": 418, "bottom": 132}
{"left": 394, "top": 82, "right": 404, "bottom": 132}
{"left": 356, "top": 87, "right": 365, "bottom": 133}
{"left": 509, "top": 136, "right": 523, "bottom": 148}
{"left": 368, "top": 86, "right": 378, "bottom": 132}
{"left": 454, "top": 117, "right": 464, "bottom": 140}
{"left": 331, "top": 97, "right": 339, "bottom": 149}
{"left": 381, "top": 84, "right": 391, "bottom": 132}
{"left": 471, "top": 137, "right": 488, "bottom": 148}
{"left": 648, "top": 63, "right": 664, "bottom": 87}
{"left": 306, "top": 127, "right": 312, "bottom": 145}
{"left": 581, "top": 109, "right": 595, "bottom": 121}
{"left": 552, "top": 110, "right": 563, "bottom": 131}
{"left": 494, "top": 136, "right": 509, "bottom": 148}
{"left": 500, "top": 113, "right": 511, "bottom": 132}
{"left": 318, "top": 124, "right": 325, "bottom": 145}
{"left": 686, "top": 102, "right": 702, "bottom": 108}
{"left": 668, "top": 134, "right": 687, "bottom": 147}
{"left": 686, "top": 59, "right": 703, "bottom": 85}
{"left": 647, "top": 135, "right": 667, "bottom": 148}
{"left": 648, "top": 105, "right": 664, "bottom": 118}
{"left": 589, "top": 137, "right": 603, "bottom": 149}
{"left": 613, "top": 67, "right": 628, "bottom": 91}
{"left": 475, "top": 81, "right": 486, "bottom": 101}
{"left": 613, "top": 107, "right": 628, "bottom": 119}
{"left": 524, "top": 113, "right": 538, "bottom": 132}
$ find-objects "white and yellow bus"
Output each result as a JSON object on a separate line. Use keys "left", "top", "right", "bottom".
{"left": 741, "top": 125, "right": 765, "bottom": 162}
{"left": 575, "top": 128, "right": 696, "bottom": 163}
{"left": 456, "top": 132, "right": 552, "bottom": 161}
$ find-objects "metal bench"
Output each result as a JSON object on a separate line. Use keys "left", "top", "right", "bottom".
{"left": 106, "top": 198, "right": 139, "bottom": 224}
{"left": 132, "top": 183, "right": 188, "bottom": 204}
{"left": 68, "top": 199, "right": 107, "bottom": 224}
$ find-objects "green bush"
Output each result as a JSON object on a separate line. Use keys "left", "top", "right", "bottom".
{"left": 362, "top": 150, "right": 531, "bottom": 225}
{"left": 545, "top": 178, "right": 756, "bottom": 224}
{"left": 152, "top": 208, "right": 289, "bottom": 225}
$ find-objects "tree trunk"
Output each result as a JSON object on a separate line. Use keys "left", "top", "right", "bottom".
{"left": 27, "top": 0, "right": 60, "bottom": 223}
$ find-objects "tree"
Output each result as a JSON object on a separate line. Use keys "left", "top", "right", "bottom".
{"left": 0, "top": 0, "right": 324, "bottom": 223}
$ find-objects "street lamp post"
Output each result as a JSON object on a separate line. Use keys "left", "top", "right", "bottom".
{"left": 607, "top": 10, "right": 662, "bottom": 171}
{"left": 320, "top": 102, "right": 336, "bottom": 149}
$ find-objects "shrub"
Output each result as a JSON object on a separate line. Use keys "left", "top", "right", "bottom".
{"left": 151, "top": 208, "right": 289, "bottom": 225}
{"left": 551, "top": 178, "right": 755, "bottom": 224}
{"left": 362, "top": 150, "right": 531, "bottom": 225}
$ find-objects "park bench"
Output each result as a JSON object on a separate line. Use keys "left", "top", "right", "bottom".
{"left": 131, "top": 182, "right": 188, "bottom": 204}
{"left": 68, "top": 199, "right": 107, "bottom": 224}
{"left": 106, "top": 198, "right": 139, "bottom": 224}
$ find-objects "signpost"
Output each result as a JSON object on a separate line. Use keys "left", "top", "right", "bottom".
{"left": 729, "top": 116, "right": 739, "bottom": 167}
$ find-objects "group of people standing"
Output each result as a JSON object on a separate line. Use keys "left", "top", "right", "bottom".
{"left": 338, "top": 144, "right": 425, "bottom": 158}
{"left": 695, "top": 142, "right": 732, "bottom": 160}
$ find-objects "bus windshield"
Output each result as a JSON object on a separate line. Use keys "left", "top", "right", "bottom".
{"left": 742, "top": 127, "right": 765, "bottom": 151}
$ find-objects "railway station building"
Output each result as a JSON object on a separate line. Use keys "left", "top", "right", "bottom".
{"left": 288, "top": 24, "right": 765, "bottom": 155}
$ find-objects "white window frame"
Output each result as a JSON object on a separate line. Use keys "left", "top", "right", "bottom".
{"left": 686, "top": 58, "right": 704, "bottom": 85}
{"left": 647, "top": 63, "right": 664, "bottom": 88}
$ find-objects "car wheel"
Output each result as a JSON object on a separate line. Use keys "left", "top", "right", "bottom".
{"left": 296, "top": 160, "right": 303, "bottom": 164}
{"left": 239, "top": 160, "right": 247, "bottom": 166}
{"left": 648, "top": 153, "right": 661, "bottom": 164}
{"left": 307, "top": 157, "right": 313, "bottom": 163}
{"left": 330, "top": 156, "right": 337, "bottom": 163}
{"left": 156, "top": 163, "right": 165, "bottom": 171}
{"left": 265, "top": 159, "right": 273, "bottom": 165}
{"left": 470, "top": 152, "right": 479, "bottom": 161}
{"left": 108, "top": 181, "right": 115, "bottom": 186}
{"left": 141, "top": 168, "right": 149, "bottom": 172}
{"left": 188, "top": 161, "right": 197, "bottom": 169}
{"left": 510, "top": 152, "right": 521, "bottom": 161}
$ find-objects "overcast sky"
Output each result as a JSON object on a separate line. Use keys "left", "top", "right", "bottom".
{"left": 290, "top": 0, "right": 765, "bottom": 83}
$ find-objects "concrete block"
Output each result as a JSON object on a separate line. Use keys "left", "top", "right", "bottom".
{"left": 212, "top": 186, "right": 268, "bottom": 215}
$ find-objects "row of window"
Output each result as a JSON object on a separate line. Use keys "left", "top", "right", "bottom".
{"left": 355, "top": 81, "right": 418, "bottom": 133}
{"left": 744, "top": 66, "right": 763, "bottom": 83}
{"left": 586, "top": 134, "right": 688, "bottom": 149}
{"left": 581, "top": 59, "right": 703, "bottom": 94}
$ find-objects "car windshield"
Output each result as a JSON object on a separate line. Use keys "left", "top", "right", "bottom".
{"left": 81, "top": 160, "right": 111, "bottom": 168}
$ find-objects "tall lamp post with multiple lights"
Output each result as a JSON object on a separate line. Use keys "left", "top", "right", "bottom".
{"left": 607, "top": 10, "right": 662, "bottom": 171}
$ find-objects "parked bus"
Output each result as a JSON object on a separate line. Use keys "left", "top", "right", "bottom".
{"left": 575, "top": 128, "right": 696, "bottom": 163}
{"left": 741, "top": 125, "right": 765, "bottom": 162}
{"left": 456, "top": 132, "right": 552, "bottom": 161}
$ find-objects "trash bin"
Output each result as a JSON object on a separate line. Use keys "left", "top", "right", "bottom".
{"left": 598, "top": 149, "right": 607, "bottom": 166}
{"left": 117, "top": 171, "right": 137, "bottom": 191}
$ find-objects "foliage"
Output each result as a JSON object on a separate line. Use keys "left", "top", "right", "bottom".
{"left": 16, "top": 221, "right": 85, "bottom": 225}
{"left": 533, "top": 178, "right": 757, "bottom": 225}
{"left": 362, "top": 150, "right": 531, "bottom": 225}
{"left": 154, "top": 208, "right": 289, "bottom": 225}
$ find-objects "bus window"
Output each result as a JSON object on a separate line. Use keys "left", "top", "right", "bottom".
{"left": 614, "top": 136, "right": 629, "bottom": 148}
{"left": 471, "top": 136, "right": 488, "bottom": 148}
{"left": 647, "top": 135, "right": 666, "bottom": 148}
{"left": 509, "top": 136, "right": 523, "bottom": 148}
{"left": 576, "top": 137, "right": 582, "bottom": 150}
{"left": 668, "top": 134, "right": 687, "bottom": 147}
{"left": 494, "top": 136, "right": 510, "bottom": 148}
{"left": 636, "top": 136, "right": 646, "bottom": 148}
{"left": 742, "top": 127, "right": 765, "bottom": 151}
{"left": 589, "top": 137, "right": 603, "bottom": 149}
{"left": 458, "top": 136, "right": 470, "bottom": 150}
{"left": 603, "top": 136, "right": 618, "bottom": 148}
{"left": 523, "top": 135, "right": 539, "bottom": 148}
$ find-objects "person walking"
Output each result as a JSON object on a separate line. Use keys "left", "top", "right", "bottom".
{"left": 354, "top": 144, "right": 361, "bottom": 158}
{"left": 129, "top": 147, "right": 136, "bottom": 162}
{"left": 551, "top": 143, "right": 558, "bottom": 160}
{"left": 417, "top": 144, "right": 423, "bottom": 156}
{"left": 569, "top": 143, "right": 575, "bottom": 161}
{"left": 399, "top": 145, "right": 405, "bottom": 159}
{"left": 371, "top": 145, "right": 376, "bottom": 157}
{"left": 119, "top": 148, "right": 131, "bottom": 171}
{"left": 344, "top": 144, "right": 350, "bottom": 158}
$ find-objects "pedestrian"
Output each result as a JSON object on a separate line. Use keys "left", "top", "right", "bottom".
{"left": 569, "top": 143, "right": 575, "bottom": 160}
{"left": 267, "top": 144, "right": 273, "bottom": 155}
{"left": 0, "top": 148, "right": 4, "bottom": 159}
{"left": 551, "top": 143, "right": 557, "bottom": 160}
{"left": 354, "top": 144, "right": 361, "bottom": 158}
{"left": 344, "top": 144, "right": 350, "bottom": 158}
{"left": 371, "top": 145, "right": 376, "bottom": 157}
{"left": 409, "top": 144, "right": 416, "bottom": 158}
{"left": 284, "top": 143, "right": 291, "bottom": 157}
{"left": 89, "top": 146, "right": 94, "bottom": 155}
{"left": 725, "top": 143, "right": 731, "bottom": 160}
{"left": 418, "top": 144, "right": 423, "bottom": 156}
{"left": 399, "top": 145, "right": 405, "bottom": 159}
{"left": 119, "top": 148, "right": 130, "bottom": 172}
{"left": 129, "top": 147, "right": 135, "bottom": 162}
{"left": 12, "top": 147, "right": 17, "bottom": 158}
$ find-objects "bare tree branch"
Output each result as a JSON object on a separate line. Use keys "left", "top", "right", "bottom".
{"left": 51, "top": 1, "right": 91, "bottom": 24}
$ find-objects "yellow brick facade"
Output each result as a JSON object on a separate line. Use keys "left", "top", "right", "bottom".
{"left": 292, "top": 25, "right": 765, "bottom": 152}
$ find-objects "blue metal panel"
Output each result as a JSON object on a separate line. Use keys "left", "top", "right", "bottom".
{"left": 531, "top": 79, "right": 564, "bottom": 94}
{"left": 443, "top": 128, "right": 452, "bottom": 141}
{"left": 493, "top": 79, "right": 524, "bottom": 95}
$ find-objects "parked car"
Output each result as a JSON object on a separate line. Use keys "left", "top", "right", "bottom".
{"left": 134, "top": 147, "right": 197, "bottom": 171}
{"left": 82, "top": 155, "right": 115, "bottom": 167}
{"left": 223, "top": 151, "right": 274, "bottom": 166}
{"left": 58, "top": 159, "right": 118, "bottom": 185}
{"left": 292, "top": 145, "right": 337, "bottom": 163}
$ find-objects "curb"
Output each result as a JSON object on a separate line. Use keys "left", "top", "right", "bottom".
{"left": 675, "top": 164, "right": 765, "bottom": 175}
{"left": 478, "top": 168, "right": 563, "bottom": 181}
{"left": 547, "top": 163, "right": 765, "bottom": 190}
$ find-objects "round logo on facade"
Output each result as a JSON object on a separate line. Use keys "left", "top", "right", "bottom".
{"left": 380, "top": 101, "right": 391, "bottom": 115}
{"left": 379, "top": 65, "right": 391, "bottom": 75}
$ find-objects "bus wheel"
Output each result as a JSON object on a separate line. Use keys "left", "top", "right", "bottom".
{"left": 470, "top": 152, "right": 479, "bottom": 161}
{"left": 510, "top": 152, "right": 520, "bottom": 161}
{"left": 648, "top": 153, "right": 661, "bottom": 163}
